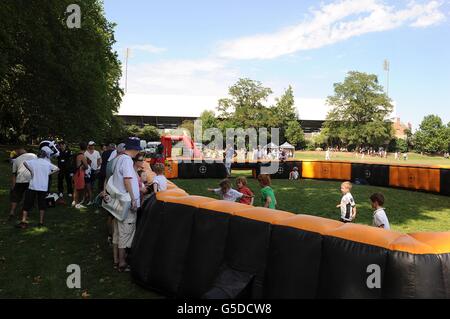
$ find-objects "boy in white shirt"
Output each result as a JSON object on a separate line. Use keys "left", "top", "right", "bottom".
{"left": 336, "top": 181, "right": 357, "bottom": 223}
{"left": 152, "top": 163, "right": 168, "bottom": 192}
{"left": 370, "top": 193, "right": 390, "bottom": 230}
{"left": 17, "top": 147, "right": 59, "bottom": 229}
{"left": 289, "top": 167, "right": 300, "bottom": 180}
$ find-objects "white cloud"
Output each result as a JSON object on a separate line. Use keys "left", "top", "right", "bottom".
{"left": 123, "top": 58, "right": 239, "bottom": 96}
{"left": 217, "top": 0, "right": 446, "bottom": 60}
{"left": 129, "top": 44, "right": 167, "bottom": 54}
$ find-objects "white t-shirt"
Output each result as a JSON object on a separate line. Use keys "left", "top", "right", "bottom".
{"left": 153, "top": 175, "right": 168, "bottom": 192}
{"left": 12, "top": 153, "right": 37, "bottom": 183}
{"left": 213, "top": 188, "right": 243, "bottom": 202}
{"left": 25, "top": 158, "right": 59, "bottom": 191}
{"left": 85, "top": 150, "right": 101, "bottom": 170}
{"left": 112, "top": 154, "right": 140, "bottom": 211}
{"left": 373, "top": 208, "right": 390, "bottom": 229}
{"left": 290, "top": 171, "right": 299, "bottom": 180}
{"left": 340, "top": 192, "right": 356, "bottom": 221}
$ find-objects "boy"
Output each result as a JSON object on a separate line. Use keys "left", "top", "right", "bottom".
{"left": 235, "top": 177, "right": 254, "bottom": 205}
{"left": 153, "top": 163, "right": 168, "bottom": 192}
{"left": 289, "top": 167, "right": 300, "bottom": 180}
{"left": 208, "top": 179, "right": 251, "bottom": 202}
{"left": 370, "top": 193, "right": 390, "bottom": 229}
{"left": 336, "top": 181, "right": 356, "bottom": 223}
{"left": 16, "top": 147, "right": 59, "bottom": 228}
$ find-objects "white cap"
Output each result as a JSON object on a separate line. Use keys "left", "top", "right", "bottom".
{"left": 88, "top": 141, "right": 95, "bottom": 146}
{"left": 41, "top": 146, "right": 53, "bottom": 158}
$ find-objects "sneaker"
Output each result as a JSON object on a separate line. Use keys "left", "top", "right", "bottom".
{"left": 75, "top": 204, "right": 87, "bottom": 209}
{"left": 59, "top": 193, "right": 64, "bottom": 198}
{"left": 71, "top": 201, "right": 76, "bottom": 207}
{"left": 15, "top": 222, "right": 28, "bottom": 229}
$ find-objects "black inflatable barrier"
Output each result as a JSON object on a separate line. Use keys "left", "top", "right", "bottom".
{"left": 178, "top": 207, "right": 231, "bottom": 297}
{"left": 177, "top": 161, "right": 195, "bottom": 179}
{"left": 264, "top": 225, "right": 322, "bottom": 298}
{"left": 441, "top": 169, "right": 450, "bottom": 196}
{"left": 351, "top": 163, "right": 390, "bottom": 187}
{"left": 131, "top": 192, "right": 450, "bottom": 299}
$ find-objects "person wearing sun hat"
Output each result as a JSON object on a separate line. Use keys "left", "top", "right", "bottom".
{"left": 110, "top": 137, "right": 142, "bottom": 272}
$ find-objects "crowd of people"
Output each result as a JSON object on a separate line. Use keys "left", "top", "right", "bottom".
{"left": 8, "top": 137, "right": 170, "bottom": 273}
{"left": 8, "top": 138, "right": 391, "bottom": 274}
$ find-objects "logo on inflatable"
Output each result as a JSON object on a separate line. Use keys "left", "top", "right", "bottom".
{"left": 277, "top": 167, "right": 284, "bottom": 174}
{"left": 199, "top": 165, "right": 207, "bottom": 174}
{"left": 364, "top": 169, "right": 371, "bottom": 179}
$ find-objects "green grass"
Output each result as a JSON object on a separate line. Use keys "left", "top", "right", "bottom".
{"left": 176, "top": 172, "right": 450, "bottom": 233}
{"left": 0, "top": 158, "right": 160, "bottom": 299}
{"left": 295, "top": 150, "right": 450, "bottom": 166}
{"left": 1, "top": 149, "right": 450, "bottom": 298}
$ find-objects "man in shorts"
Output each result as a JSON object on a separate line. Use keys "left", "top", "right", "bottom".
{"left": 9, "top": 147, "right": 37, "bottom": 220}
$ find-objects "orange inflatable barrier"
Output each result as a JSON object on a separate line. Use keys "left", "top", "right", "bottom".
{"left": 389, "top": 166, "right": 440, "bottom": 193}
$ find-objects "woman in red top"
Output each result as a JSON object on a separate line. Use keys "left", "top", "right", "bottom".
{"left": 235, "top": 177, "right": 254, "bottom": 205}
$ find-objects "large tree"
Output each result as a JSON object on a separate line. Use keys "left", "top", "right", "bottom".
{"left": 217, "top": 78, "right": 273, "bottom": 129}
{"left": 324, "top": 71, "right": 393, "bottom": 148}
{"left": 285, "top": 120, "right": 305, "bottom": 148}
{"left": 414, "top": 115, "right": 449, "bottom": 153}
{"left": 0, "top": 0, "right": 122, "bottom": 143}
{"left": 269, "top": 85, "right": 301, "bottom": 142}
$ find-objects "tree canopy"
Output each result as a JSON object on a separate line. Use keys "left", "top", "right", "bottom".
{"left": 0, "top": 0, "right": 123, "bottom": 144}
{"left": 414, "top": 115, "right": 450, "bottom": 153}
{"left": 323, "top": 71, "right": 394, "bottom": 148}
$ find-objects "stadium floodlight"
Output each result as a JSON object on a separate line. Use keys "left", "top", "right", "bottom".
{"left": 383, "top": 59, "right": 390, "bottom": 97}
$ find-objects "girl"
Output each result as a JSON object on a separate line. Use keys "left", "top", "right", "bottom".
{"left": 257, "top": 174, "right": 277, "bottom": 209}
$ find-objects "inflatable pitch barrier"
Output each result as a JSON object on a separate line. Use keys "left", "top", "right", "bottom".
{"left": 170, "top": 159, "right": 450, "bottom": 196}
{"left": 131, "top": 188, "right": 450, "bottom": 299}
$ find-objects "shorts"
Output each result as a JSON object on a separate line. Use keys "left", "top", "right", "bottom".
{"left": 23, "top": 189, "right": 47, "bottom": 211}
{"left": 73, "top": 169, "right": 85, "bottom": 191}
{"left": 10, "top": 183, "right": 29, "bottom": 203}
{"left": 112, "top": 215, "right": 136, "bottom": 249}
{"left": 85, "top": 170, "right": 98, "bottom": 186}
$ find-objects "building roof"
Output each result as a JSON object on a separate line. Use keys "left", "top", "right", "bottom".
{"left": 118, "top": 93, "right": 335, "bottom": 121}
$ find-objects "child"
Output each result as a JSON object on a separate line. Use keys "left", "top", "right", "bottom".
{"left": 235, "top": 177, "right": 254, "bottom": 205}
{"left": 370, "top": 193, "right": 390, "bottom": 229}
{"left": 208, "top": 179, "right": 250, "bottom": 202}
{"left": 257, "top": 174, "right": 277, "bottom": 209}
{"left": 336, "top": 181, "right": 356, "bottom": 223}
{"left": 16, "top": 147, "right": 59, "bottom": 229}
{"left": 153, "top": 163, "right": 168, "bottom": 192}
{"left": 289, "top": 167, "right": 300, "bottom": 180}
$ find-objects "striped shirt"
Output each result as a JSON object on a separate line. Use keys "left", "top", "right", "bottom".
{"left": 340, "top": 193, "right": 356, "bottom": 222}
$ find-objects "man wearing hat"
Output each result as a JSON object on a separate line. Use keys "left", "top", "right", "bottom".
{"left": 110, "top": 137, "right": 142, "bottom": 272}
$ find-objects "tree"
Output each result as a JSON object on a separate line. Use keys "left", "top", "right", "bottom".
{"left": 217, "top": 78, "right": 272, "bottom": 129}
{"left": 0, "top": 0, "right": 122, "bottom": 143}
{"left": 270, "top": 86, "right": 298, "bottom": 142}
{"left": 179, "top": 120, "right": 195, "bottom": 137}
{"left": 324, "top": 71, "right": 393, "bottom": 148}
{"left": 140, "top": 125, "right": 160, "bottom": 142}
{"left": 198, "top": 110, "right": 218, "bottom": 131}
{"left": 414, "top": 115, "right": 448, "bottom": 153}
{"left": 126, "top": 125, "right": 142, "bottom": 137}
{"left": 285, "top": 120, "right": 305, "bottom": 148}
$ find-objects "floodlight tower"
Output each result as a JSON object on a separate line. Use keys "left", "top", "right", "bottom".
{"left": 383, "top": 59, "right": 390, "bottom": 98}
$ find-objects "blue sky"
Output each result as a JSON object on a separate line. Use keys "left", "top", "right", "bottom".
{"left": 104, "top": 0, "right": 450, "bottom": 129}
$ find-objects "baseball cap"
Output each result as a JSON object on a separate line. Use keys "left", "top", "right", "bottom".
{"left": 88, "top": 141, "right": 95, "bottom": 146}
{"left": 117, "top": 143, "right": 126, "bottom": 153}
{"left": 124, "top": 137, "right": 142, "bottom": 151}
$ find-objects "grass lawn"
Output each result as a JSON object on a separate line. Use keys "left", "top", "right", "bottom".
{"left": 176, "top": 173, "right": 450, "bottom": 233}
{"left": 1, "top": 149, "right": 449, "bottom": 298}
{"left": 296, "top": 150, "right": 450, "bottom": 167}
